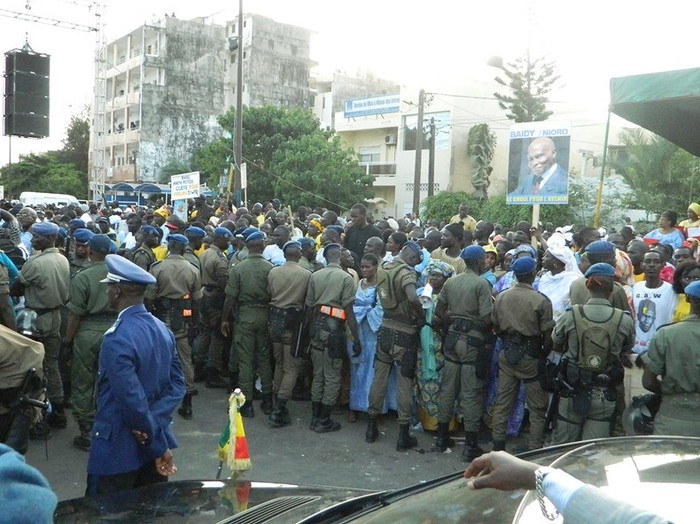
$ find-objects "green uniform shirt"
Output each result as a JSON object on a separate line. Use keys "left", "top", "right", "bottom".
{"left": 305, "top": 263, "right": 355, "bottom": 309}
{"left": 647, "top": 315, "right": 700, "bottom": 395}
{"left": 299, "top": 257, "right": 315, "bottom": 273}
{"left": 66, "top": 260, "right": 115, "bottom": 317}
{"left": 552, "top": 297, "right": 635, "bottom": 361}
{"left": 183, "top": 246, "right": 201, "bottom": 273}
{"left": 131, "top": 246, "right": 156, "bottom": 272}
{"left": 148, "top": 255, "right": 203, "bottom": 301}
{"left": 492, "top": 282, "right": 554, "bottom": 337}
{"left": 225, "top": 253, "right": 272, "bottom": 305}
{"left": 378, "top": 260, "right": 417, "bottom": 321}
{"left": 569, "top": 278, "right": 630, "bottom": 312}
{"left": 68, "top": 255, "right": 91, "bottom": 276}
{"left": 200, "top": 245, "right": 229, "bottom": 291}
{"left": 268, "top": 261, "right": 311, "bottom": 309}
{"left": 19, "top": 247, "right": 70, "bottom": 309}
{"left": 438, "top": 269, "right": 492, "bottom": 322}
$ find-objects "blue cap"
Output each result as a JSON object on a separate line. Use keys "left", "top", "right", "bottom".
{"left": 100, "top": 254, "right": 156, "bottom": 285}
{"left": 299, "top": 237, "right": 316, "bottom": 248}
{"left": 214, "top": 227, "right": 233, "bottom": 239}
{"left": 584, "top": 262, "right": 616, "bottom": 278}
{"left": 57, "top": 227, "right": 68, "bottom": 240}
{"left": 69, "top": 219, "right": 86, "bottom": 229}
{"left": 88, "top": 234, "right": 114, "bottom": 254}
{"left": 186, "top": 226, "right": 207, "bottom": 238}
{"left": 72, "top": 228, "right": 95, "bottom": 244}
{"left": 246, "top": 230, "right": 265, "bottom": 243}
{"left": 511, "top": 256, "right": 537, "bottom": 275}
{"left": 167, "top": 233, "right": 189, "bottom": 245}
{"left": 460, "top": 244, "right": 485, "bottom": 261}
{"left": 686, "top": 280, "right": 700, "bottom": 299}
{"left": 585, "top": 240, "right": 616, "bottom": 254}
{"left": 327, "top": 225, "right": 344, "bottom": 235}
{"left": 323, "top": 242, "right": 342, "bottom": 258}
{"left": 239, "top": 227, "right": 259, "bottom": 239}
{"left": 403, "top": 240, "right": 422, "bottom": 257}
{"left": 282, "top": 240, "right": 302, "bottom": 252}
{"left": 30, "top": 222, "right": 59, "bottom": 237}
{"left": 142, "top": 225, "right": 159, "bottom": 236}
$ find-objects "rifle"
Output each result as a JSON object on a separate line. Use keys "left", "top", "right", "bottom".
{"left": 0, "top": 368, "right": 48, "bottom": 444}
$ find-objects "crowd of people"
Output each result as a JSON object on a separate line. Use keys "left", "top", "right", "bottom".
{"left": 1, "top": 195, "right": 699, "bottom": 472}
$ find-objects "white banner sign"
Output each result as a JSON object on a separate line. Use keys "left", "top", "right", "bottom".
{"left": 240, "top": 162, "right": 247, "bottom": 190}
{"left": 171, "top": 171, "right": 200, "bottom": 200}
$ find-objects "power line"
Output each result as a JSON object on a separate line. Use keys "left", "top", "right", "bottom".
{"left": 0, "top": 7, "right": 97, "bottom": 31}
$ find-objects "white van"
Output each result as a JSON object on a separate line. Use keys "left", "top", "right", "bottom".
{"left": 19, "top": 192, "right": 80, "bottom": 208}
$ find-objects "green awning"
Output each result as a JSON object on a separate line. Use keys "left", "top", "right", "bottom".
{"left": 610, "top": 67, "right": 700, "bottom": 155}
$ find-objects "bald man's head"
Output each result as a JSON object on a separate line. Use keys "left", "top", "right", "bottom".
{"left": 528, "top": 137, "right": 557, "bottom": 176}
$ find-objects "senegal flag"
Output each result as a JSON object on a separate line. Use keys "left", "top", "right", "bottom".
{"left": 217, "top": 389, "right": 252, "bottom": 472}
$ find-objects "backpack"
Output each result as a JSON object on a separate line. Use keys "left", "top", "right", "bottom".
{"left": 376, "top": 261, "right": 409, "bottom": 311}
{"left": 571, "top": 305, "right": 624, "bottom": 372}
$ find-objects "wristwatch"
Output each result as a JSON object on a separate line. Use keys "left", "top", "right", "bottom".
{"left": 534, "top": 467, "right": 559, "bottom": 520}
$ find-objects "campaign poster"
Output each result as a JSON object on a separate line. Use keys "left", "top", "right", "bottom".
{"left": 506, "top": 121, "right": 571, "bottom": 205}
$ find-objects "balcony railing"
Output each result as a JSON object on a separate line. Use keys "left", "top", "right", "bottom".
{"left": 359, "top": 162, "right": 396, "bottom": 176}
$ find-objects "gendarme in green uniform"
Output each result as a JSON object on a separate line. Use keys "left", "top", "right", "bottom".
{"left": 550, "top": 298, "right": 634, "bottom": 444}
{"left": 197, "top": 244, "right": 230, "bottom": 379}
{"left": 646, "top": 314, "right": 700, "bottom": 437}
{"left": 225, "top": 253, "right": 273, "bottom": 408}
{"left": 66, "top": 260, "right": 116, "bottom": 433}
{"left": 491, "top": 282, "right": 554, "bottom": 450}
{"left": 569, "top": 278, "right": 630, "bottom": 311}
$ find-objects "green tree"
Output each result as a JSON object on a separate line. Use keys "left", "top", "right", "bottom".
{"left": 492, "top": 52, "right": 561, "bottom": 122}
{"left": 608, "top": 128, "right": 697, "bottom": 215}
{"left": 193, "top": 105, "right": 372, "bottom": 208}
{"left": 467, "top": 123, "right": 497, "bottom": 201}
{"left": 421, "top": 192, "right": 482, "bottom": 224}
{"left": 159, "top": 159, "right": 194, "bottom": 184}
{"left": 0, "top": 154, "right": 86, "bottom": 198}
{"left": 56, "top": 111, "right": 90, "bottom": 175}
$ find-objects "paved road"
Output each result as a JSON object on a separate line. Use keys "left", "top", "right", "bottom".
{"left": 25, "top": 385, "right": 475, "bottom": 501}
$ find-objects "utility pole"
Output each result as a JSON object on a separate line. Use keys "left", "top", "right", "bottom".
{"left": 427, "top": 117, "right": 435, "bottom": 198}
{"left": 412, "top": 89, "right": 425, "bottom": 216}
{"left": 233, "top": 0, "right": 244, "bottom": 206}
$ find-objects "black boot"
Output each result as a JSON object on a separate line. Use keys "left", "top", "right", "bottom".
{"left": 73, "top": 424, "right": 92, "bottom": 451}
{"left": 314, "top": 404, "right": 341, "bottom": 433}
{"left": 227, "top": 372, "right": 240, "bottom": 394}
{"left": 194, "top": 362, "right": 206, "bottom": 382}
{"left": 434, "top": 422, "right": 455, "bottom": 452}
{"left": 365, "top": 416, "right": 378, "bottom": 443}
{"left": 206, "top": 368, "right": 228, "bottom": 389}
{"left": 463, "top": 431, "right": 486, "bottom": 462}
{"left": 309, "top": 402, "right": 322, "bottom": 430}
{"left": 47, "top": 403, "right": 67, "bottom": 429}
{"left": 178, "top": 393, "right": 193, "bottom": 419}
{"left": 269, "top": 397, "right": 291, "bottom": 427}
{"left": 239, "top": 400, "right": 255, "bottom": 418}
{"left": 396, "top": 423, "right": 418, "bottom": 451}
{"left": 261, "top": 393, "right": 274, "bottom": 415}
{"left": 492, "top": 439, "right": 506, "bottom": 451}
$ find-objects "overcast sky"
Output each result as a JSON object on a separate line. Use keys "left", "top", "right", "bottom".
{"left": 1, "top": 0, "right": 697, "bottom": 166}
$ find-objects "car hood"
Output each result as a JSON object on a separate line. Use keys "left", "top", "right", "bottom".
{"left": 55, "top": 480, "right": 379, "bottom": 523}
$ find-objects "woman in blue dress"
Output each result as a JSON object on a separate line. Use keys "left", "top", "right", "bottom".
{"left": 347, "top": 253, "right": 397, "bottom": 421}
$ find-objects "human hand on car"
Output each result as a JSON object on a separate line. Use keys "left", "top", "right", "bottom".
{"left": 464, "top": 451, "right": 538, "bottom": 491}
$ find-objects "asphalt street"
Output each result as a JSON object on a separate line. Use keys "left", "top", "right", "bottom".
{"left": 25, "top": 385, "right": 476, "bottom": 501}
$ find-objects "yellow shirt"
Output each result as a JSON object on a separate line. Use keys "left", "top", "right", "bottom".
{"left": 672, "top": 294, "right": 691, "bottom": 323}
{"left": 449, "top": 214, "right": 477, "bottom": 232}
{"left": 633, "top": 272, "right": 645, "bottom": 283}
{"left": 153, "top": 245, "right": 168, "bottom": 261}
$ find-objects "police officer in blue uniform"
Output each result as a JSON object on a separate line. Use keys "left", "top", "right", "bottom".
{"left": 86, "top": 255, "right": 185, "bottom": 495}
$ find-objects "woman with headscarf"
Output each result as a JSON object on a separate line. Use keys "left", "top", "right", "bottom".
{"left": 493, "top": 244, "right": 537, "bottom": 295}
{"left": 537, "top": 237, "right": 583, "bottom": 322}
{"left": 307, "top": 216, "right": 324, "bottom": 250}
{"left": 678, "top": 202, "right": 700, "bottom": 235}
{"left": 416, "top": 260, "right": 454, "bottom": 432}
{"left": 671, "top": 260, "right": 700, "bottom": 323}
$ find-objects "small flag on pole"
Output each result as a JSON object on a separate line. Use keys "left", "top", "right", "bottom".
{"left": 217, "top": 388, "right": 252, "bottom": 474}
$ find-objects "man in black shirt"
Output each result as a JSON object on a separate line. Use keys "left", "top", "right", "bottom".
{"left": 344, "top": 204, "right": 380, "bottom": 261}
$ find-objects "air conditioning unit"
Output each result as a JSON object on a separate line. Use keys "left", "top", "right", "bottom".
{"left": 385, "top": 133, "right": 397, "bottom": 145}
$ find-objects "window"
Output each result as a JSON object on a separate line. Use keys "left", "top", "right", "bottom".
{"left": 358, "top": 146, "right": 380, "bottom": 164}
{"left": 402, "top": 111, "right": 451, "bottom": 151}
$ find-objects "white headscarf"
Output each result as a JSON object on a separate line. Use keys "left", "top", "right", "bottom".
{"left": 538, "top": 233, "right": 583, "bottom": 321}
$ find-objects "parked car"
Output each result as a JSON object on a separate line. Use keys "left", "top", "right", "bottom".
{"left": 54, "top": 436, "right": 698, "bottom": 523}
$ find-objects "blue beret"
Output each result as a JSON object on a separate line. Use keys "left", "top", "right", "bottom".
{"left": 186, "top": 226, "right": 207, "bottom": 238}
{"left": 282, "top": 240, "right": 302, "bottom": 252}
{"left": 240, "top": 227, "right": 259, "bottom": 239}
{"left": 57, "top": 227, "right": 69, "bottom": 240}
{"left": 686, "top": 281, "right": 700, "bottom": 299}
{"left": 323, "top": 242, "right": 342, "bottom": 258}
{"left": 327, "top": 225, "right": 344, "bottom": 235}
{"left": 30, "top": 222, "right": 59, "bottom": 237}
{"left": 214, "top": 227, "right": 234, "bottom": 239}
{"left": 511, "top": 256, "right": 537, "bottom": 275}
{"left": 100, "top": 254, "right": 156, "bottom": 285}
{"left": 72, "top": 228, "right": 95, "bottom": 244}
{"left": 246, "top": 231, "right": 265, "bottom": 243}
{"left": 460, "top": 244, "right": 486, "bottom": 261}
{"left": 299, "top": 237, "right": 316, "bottom": 248}
{"left": 88, "top": 234, "right": 113, "bottom": 254}
{"left": 403, "top": 240, "right": 422, "bottom": 257}
{"left": 167, "top": 233, "right": 189, "bottom": 245}
{"left": 232, "top": 227, "right": 247, "bottom": 238}
{"left": 584, "top": 262, "right": 616, "bottom": 278}
{"left": 585, "top": 240, "right": 616, "bottom": 254}
{"left": 69, "top": 219, "right": 86, "bottom": 229}
{"left": 142, "top": 225, "right": 159, "bottom": 236}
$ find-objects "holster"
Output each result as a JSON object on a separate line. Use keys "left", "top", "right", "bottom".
{"left": 503, "top": 338, "right": 527, "bottom": 366}
{"left": 269, "top": 306, "right": 287, "bottom": 342}
{"left": 400, "top": 348, "right": 417, "bottom": 379}
{"left": 327, "top": 330, "right": 346, "bottom": 359}
{"left": 474, "top": 336, "right": 490, "bottom": 380}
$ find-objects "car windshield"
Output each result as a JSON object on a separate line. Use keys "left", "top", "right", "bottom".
{"left": 348, "top": 438, "right": 700, "bottom": 524}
